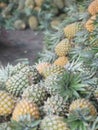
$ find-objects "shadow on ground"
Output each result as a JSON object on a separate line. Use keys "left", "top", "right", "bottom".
{"left": 0, "top": 29, "right": 43, "bottom": 66}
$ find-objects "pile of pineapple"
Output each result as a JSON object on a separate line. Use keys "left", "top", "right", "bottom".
{"left": 0, "top": 0, "right": 69, "bottom": 30}
{"left": 0, "top": 0, "right": 89, "bottom": 30}
{"left": 0, "top": 0, "right": 98, "bottom": 130}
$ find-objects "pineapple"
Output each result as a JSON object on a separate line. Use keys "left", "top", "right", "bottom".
{"left": 35, "top": 0, "right": 44, "bottom": 7}
{"left": 25, "top": 0, "right": 34, "bottom": 9}
{"left": 11, "top": 63, "right": 28, "bottom": 75}
{"left": 12, "top": 99, "right": 40, "bottom": 121}
{"left": 14, "top": 20, "right": 26, "bottom": 30}
{"left": 54, "top": 56, "right": 69, "bottom": 67}
{"left": 64, "top": 22, "right": 82, "bottom": 39}
{"left": 43, "top": 94, "right": 69, "bottom": 117}
{"left": 28, "top": 16, "right": 38, "bottom": 30}
{"left": 22, "top": 83, "right": 48, "bottom": 106}
{"left": 42, "top": 64, "right": 65, "bottom": 78}
{"left": 18, "top": 0, "right": 25, "bottom": 10}
{"left": 53, "top": 0, "right": 64, "bottom": 9}
{"left": 55, "top": 39, "right": 71, "bottom": 56}
{"left": 85, "top": 15, "right": 96, "bottom": 32}
{"left": 68, "top": 99, "right": 97, "bottom": 130}
{"left": 6, "top": 72, "right": 29, "bottom": 97}
{"left": 40, "top": 115, "right": 70, "bottom": 130}
{"left": 0, "top": 91, "right": 15, "bottom": 116}
{"left": 6, "top": 67, "right": 42, "bottom": 97}
{"left": 50, "top": 19, "right": 60, "bottom": 29}
{"left": 69, "top": 99, "right": 97, "bottom": 117}
{"left": 35, "top": 62, "right": 51, "bottom": 74}
{"left": 44, "top": 71, "right": 86, "bottom": 99}
{"left": 88, "top": 0, "right": 98, "bottom": 15}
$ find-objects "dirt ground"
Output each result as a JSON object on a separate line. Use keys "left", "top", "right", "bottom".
{"left": 0, "top": 29, "right": 43, "bottom": 66}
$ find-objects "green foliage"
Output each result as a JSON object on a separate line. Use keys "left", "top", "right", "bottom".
{"left": 8, "top": 115, "right": 41, "bottom": 130}
{"left": 68, "top": 108, "right": 96, "bottom": 130}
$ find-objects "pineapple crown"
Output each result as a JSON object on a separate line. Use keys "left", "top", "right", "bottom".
{"left": 4, "top": 114, "right": 41, "bottom": 130}
{"left": 45, "top": 70, "right": 86, "bottom": 100}
{"left": 68, "top": 108, "right": 96, "bottom": 130}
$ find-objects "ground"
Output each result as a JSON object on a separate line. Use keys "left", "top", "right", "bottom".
{"left": 0, "top": 29, "right": 43, "bottom": 66}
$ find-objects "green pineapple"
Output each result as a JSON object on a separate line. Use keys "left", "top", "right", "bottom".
{"left": 40, "top": 115, "right": 70, "bottom": 130}
{"left": 22, "top": 83, "right": 48, "bottom": 107}
{"left": 6, "top": 67, "right": 42, "bottom": 97}
{"left": 43, "top": 94, "right": 69, "bottom": 117}
{"left": 6, "top": 72, "right": 29, "bottom": 97}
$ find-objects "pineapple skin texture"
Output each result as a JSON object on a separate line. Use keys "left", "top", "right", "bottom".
{"left": 64, "top": 23, "right": 81, "bottom": 39}
{"left": 88, "top": 0, "right": 98, "bottom": 15}
{"left": 36, "top": 62, "right": 51, "bottom": 74}
{"left": 69, "top": 99, "right": 97, "bottom": 116}
{"left": 0, "top": 91, "right": 15, "bottom": 116}
{"left": 54, "top": 56, "right": 69, "bottom": 67}
{"left": 55, "top": 39, "right": 71, "bottom": 56}
{"left": 22, "top": 84, "right": 48, "bottom": 106}
{"left": 42, "top": 64, "right": 65, "bottom": 78}
{"left": 40, "top": 115, "right": 70, "bottom": 130}
{"left": 12, "top": 99, "right": 40, "bottom": 121}
{"left": 43, "top": 95, "right": 69, "bottom": 116}
{"left": 85, "top": 15, "right": 96, "bottom": 32}
{"left": 6, "top": 72, "right": 29, "bottom": 97}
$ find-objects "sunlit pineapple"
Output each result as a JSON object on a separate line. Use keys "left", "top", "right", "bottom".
{"left": 55, "top": 39, "right": 71, "bottom": 56}
{"left": 36, "top": 62, "right": 51, "bottom": 74}
{"left": 85, "top": 15, "right": 96, "bottom": 32}
{"left": 54, "top": 56, "right": 69, "bottom": 67}
{"left": 88, "top": 0, "right": 98, "bottom": 15}
{"left": 64, "top": 22, "right": 82, "bottom": 39}
{"left": 12, "top": 99, "right": 40, "bottom": 121}
{"left": 0, "top": 91, "right": 15, "bottom": 116}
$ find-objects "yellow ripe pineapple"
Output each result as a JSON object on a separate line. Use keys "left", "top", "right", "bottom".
{"left": 64, "top": 22, "right": 82, "bottom": 39}
{"left": 55, "top": 39, "right": 71, "bottom": 56}
{"left": 0, "top": 91, "right": 15, "bottom": 116}
{"left": 36, "top": 62, "right": 51, "bottom": 74}
{"left": 85, "top": 15, "right": 96, "bottom": 32}
{"left": 54, "top": 56, "right": 69, "bottom": 67}
{"left": 69, "top": 99, "right": 97, "bottom": 117}
{"left": 14, "top": 20, "right": 26, "bottom": 30}
{"left": 12, "top": 99, "right": 40, "bottom": 121}
{"left": 28, "top": 16, "right": 38, "bottom": 30}
{"left": 88, "top": 0, "right": 98, "bottom": 15}
{"left": 35, "top": 0, "right": 44, "bottom": 7}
